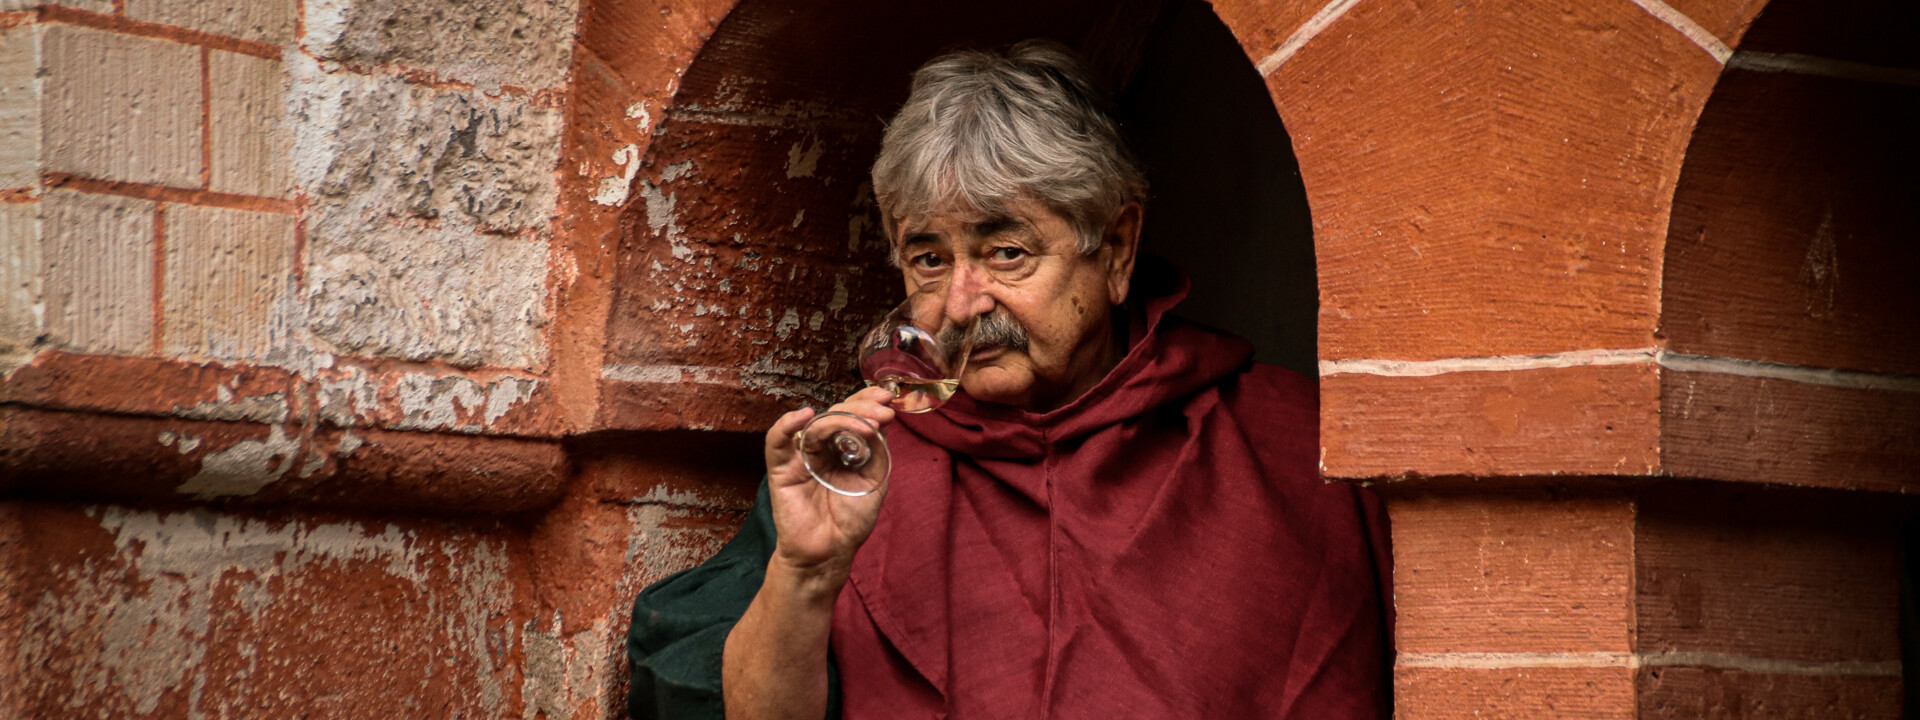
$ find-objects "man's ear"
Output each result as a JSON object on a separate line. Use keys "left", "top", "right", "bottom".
{"left": 1103, "top": 202, "right": 1143, "bottom": 306}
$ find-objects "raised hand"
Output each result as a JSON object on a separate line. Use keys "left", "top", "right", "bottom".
{"left": 762, "top": 386, "right": 897, "bottom": 579}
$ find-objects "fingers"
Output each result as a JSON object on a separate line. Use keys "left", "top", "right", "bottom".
{"left": 764, "top": 406, "right": 815, "bottom": 481}
{"left": 765, "top": 387, "right": 897, "bottom": 489}
{"left": 828, "top": 386, "right": 897, "bottom": 428}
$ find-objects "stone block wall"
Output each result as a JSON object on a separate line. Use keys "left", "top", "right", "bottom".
{"left": 4, "top": 0, "right": 1916, "bottom": 718}
{"left": 0, "top": 1, "right": 660, "bottom": 717}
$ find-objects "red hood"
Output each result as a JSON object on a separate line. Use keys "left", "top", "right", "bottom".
{"left": 895, "top": 257, "right": 1253, "bottom": 459}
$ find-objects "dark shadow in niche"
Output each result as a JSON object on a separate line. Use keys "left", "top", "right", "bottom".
{"left": 1121, "top": 2, "right": 1317, "bottom": 374}
{"left": 614, "top": 0, "right": 1318, "bottom": 415}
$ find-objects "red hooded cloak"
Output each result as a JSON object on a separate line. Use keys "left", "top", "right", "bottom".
{"left": 829, "top": 268, "right": 1392, "bottom": 719}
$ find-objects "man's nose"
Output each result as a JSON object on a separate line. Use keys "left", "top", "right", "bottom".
{"left": 944, "top": 262, "right": 995, "bottom": 323}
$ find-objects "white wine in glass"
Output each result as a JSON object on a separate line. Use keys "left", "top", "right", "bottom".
{"left": 797, "top": 281, "right": 974, "bottom": 496}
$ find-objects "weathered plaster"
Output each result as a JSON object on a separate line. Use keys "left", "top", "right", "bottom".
{"left": 173, "top": 424, "right": 301, "bottom": 499}
{"left": 302, "top": 0, "right": 581, "bottom": 92}
{"left": 289, "top": 53, "right": 557, "bottom": 368}
{"left": 21, "top": 506, "right": 520, "bottom": 717}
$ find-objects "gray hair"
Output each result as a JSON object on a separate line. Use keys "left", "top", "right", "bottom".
{"left": 871, "top": 40, "right": 1149, "bottom": 256}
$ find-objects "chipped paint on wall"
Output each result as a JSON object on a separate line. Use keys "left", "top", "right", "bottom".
{"left": 157, "top": 430, "right": 203, "bottom": 454}
{"left": 289, "top": 51, "right": 557, "bottom": 369}
{"left": 174, "top": 425, "right": 302, "bottom": 499}
{"left": 592, "top": 144, "right": 642, "bottom": 207}
{"left": 785, "top": 135, "right": 823, "bottom": 178}
{"left": 315, "top": 363, "right": 380, "bottom": 427}
{"left": 393, "top": 372, "right": 540, "bottom": 433}
{"left": 170, "top": 378, "right": 291, "bottom": 425}
{"left": 638, "top": 180, "right": 693, "bottom": 262}
{"left": 626, "top": 101, "right": 653, "bottom": 135}
{"left": 520, "top": 612, "right": 625, "bottom": 720}
{"left": 309, "top": 362, "right": 542, "bottom": 434}
{"left": 20, "top": 506, "right": 520, "bottom": 718}
{"left": 1801, "top": 203, "right": 1840, "bottom": 320}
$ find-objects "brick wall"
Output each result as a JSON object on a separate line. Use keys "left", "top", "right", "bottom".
{"left": 1268, "top": 0, "right": 1919, "bottom": 716}
{"left": 4, "top": 0, "right": 1915, "bottom": 717}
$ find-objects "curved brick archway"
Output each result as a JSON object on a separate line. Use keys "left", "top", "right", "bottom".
{"left": 560, "top": 0, "right": 1322, "bottom": 434}
{"left": 1658, "top": 0, "right": 1920, "bottom": 494}
{"left": 556, "top": 0, "right": 1808, "bottom": 458}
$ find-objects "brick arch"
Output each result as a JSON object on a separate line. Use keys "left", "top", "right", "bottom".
{"left": 1658, "top": 0, "right": 1920, "bottom": 493}
{"left": 1201, "top": 2, "right": 1920, "bottom": 716}
{"left": 555, "top": 0, "right": 1322, "bottom": 433}
{"left": 554, "top": 0, "right": 1795, "bottom": 450}
{"left": 1209, "top": 0, "right": 1777, "bottom": 480}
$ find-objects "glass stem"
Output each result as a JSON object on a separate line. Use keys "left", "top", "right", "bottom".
{"left": 833, "top": 431, "right": 870, "bottom": 468}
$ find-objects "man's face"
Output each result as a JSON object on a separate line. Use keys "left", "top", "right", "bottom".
{"left": 892, "top": 195, "right": 1140, "bottom": 412}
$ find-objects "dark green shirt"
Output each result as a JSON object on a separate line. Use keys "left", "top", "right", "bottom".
{"left": 627, "top": 480, "right": 843, "bottom": 720}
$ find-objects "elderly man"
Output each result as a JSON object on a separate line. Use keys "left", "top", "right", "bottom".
{"left": 629, "top": 41, "right": 1390, "bottom": 719}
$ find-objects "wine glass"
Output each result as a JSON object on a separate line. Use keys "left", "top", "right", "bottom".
{"left": 796, "top": 280, "right": 974, "bottom": 496}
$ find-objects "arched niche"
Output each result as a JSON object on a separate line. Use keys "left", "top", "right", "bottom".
{"left": 595, "top": 0, "right": 1316, "bottom": 432}
{"left": 1662, "top": 0, "right": 1920, "bottom": 379}
{"left": 1658, "top": 0, "right": 1920, "bottom": 493}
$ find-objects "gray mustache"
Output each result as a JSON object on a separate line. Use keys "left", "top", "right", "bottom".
{"left": 941, "top": 310, "right": 1029, "bottom": 352}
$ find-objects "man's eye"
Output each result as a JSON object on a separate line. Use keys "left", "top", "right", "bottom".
{"left": 990, "top": 247, "right": 1026, "bottom": 262}
{"left": 911, "top": 253, "right": 946, "bottom": 269}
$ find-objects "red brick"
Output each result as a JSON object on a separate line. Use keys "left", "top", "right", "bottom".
{"left": 1397, "top": 666, "right": 1636, "bottom": 720}
{"left": 1660, "top": 370, "right": 1920, "bottom": 494}
{"left": 1637, "top": 667, "right": 1900, "bottom": 720}
{"left": 1636, "top": 486, "right": 1901, "bottom": 663}
{"left": 596, "top": 366, "right": 805, "bottom": 434}
{"left": 528, "top": 487, "right": 745, "bottom": 636}
{"left": 1322, "top": 364, "right": 1660, "bottom": 479}
{"left": 0, "top": 352, "right": 296, "bottom": 418}
{"left": 256, "top": 427, "right": 567, "bottom": 515}
{"left": 1391, "top": 495, "right": 1636, "bottom": 654}
{"left": 1272, "top": 0, "right": 1720, "bottom": 360}
{"left": 0, "top": 407, "right": 245, "bottom": 500}
{"left": 1662, "top": 69, "right": 1920, "bottom": 375}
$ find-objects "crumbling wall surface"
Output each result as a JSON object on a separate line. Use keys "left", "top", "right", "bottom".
{"left": 296, "top": 0, "right": 571, "bottom": 369}
{"left": 13, "top": 501, "right": 531, "bottom": 719}
{"left": 1, "top": 0, "right": 775, "bottom": 715}
{"left": 0, "top": 0, "right": 581, "bottom": 500}
{"left": 0, "top": 0, "right": 614, "bottom": 717}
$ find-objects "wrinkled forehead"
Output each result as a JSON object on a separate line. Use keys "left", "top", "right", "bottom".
{"left": 887, "top": 193, "right": 1014, "bottom": 242}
